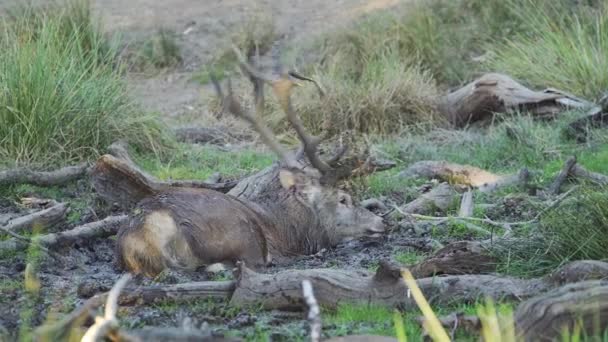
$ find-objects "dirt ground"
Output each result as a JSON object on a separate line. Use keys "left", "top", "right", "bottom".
{"left": 93, "top": 0, "right": 401, "bottom": 118}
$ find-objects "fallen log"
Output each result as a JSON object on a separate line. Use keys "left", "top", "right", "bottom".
{"left": 441, "top": 73, "right": 592, "bottom": 127}
{"left": 0, "top": 215, "right": 128, "bottom": 254}
{"left": 118, "top": 281, "right": 234, "bottom": 305}
{"left": 1, "top": 202, "right": 67, "bottom": 233}
{"left": 91, "top": 154, "right": 237, "bottom": 209}
{"left": 400, "top": 183, "right": 458, "bottom": 215}
{"left": 399, "top": 160, "right": 529, "bottom": 192}
{"left": 515, "top": 280, "right": 608, "bottom": 341}
{"left": 0, "top": 163, "right": 88, "bottom": 186}
{"left": 230, "top": 261, "right": 546, "bottom": 310}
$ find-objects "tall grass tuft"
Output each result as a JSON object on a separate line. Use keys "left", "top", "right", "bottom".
{"left": 487, "top": 1, "right": 608, "bottom": 100}
{"left": 0, "top": 0, "right": 171, "bottom": 167}
{"left": 540, "top": 186, "right": 608, "bottom": 263}
{"left": 286, "top": 53, "right": 441, "bottom": 135}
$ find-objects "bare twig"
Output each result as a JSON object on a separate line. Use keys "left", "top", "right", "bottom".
{"left": 302, "top": 280, "right": 322, "bottom": 342}
{"left": 397, "top": 186, "right": 577, "bottom": 237}
{"left": 81, "top": 274, "right": 132, "bottom": 342}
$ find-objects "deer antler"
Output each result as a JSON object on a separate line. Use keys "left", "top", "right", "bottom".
{"left": 211, "top": 72, "right": 298, "bottom": 170}
{"left": 231, "top": 45, "right": 334, "bottom": 173}
{"left": 216, "top": 45, "right": 343, "bottom": 178}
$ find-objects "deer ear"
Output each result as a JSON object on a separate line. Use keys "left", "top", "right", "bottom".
{"left": 279, "top": 169, "right": 297, "bottom": 190}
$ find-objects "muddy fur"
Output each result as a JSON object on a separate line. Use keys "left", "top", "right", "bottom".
{"left": 117, "top": 188, "right": 271, "bottom": 277}
{"left": 117, "top": 164, "right": 384, "bottom": 277}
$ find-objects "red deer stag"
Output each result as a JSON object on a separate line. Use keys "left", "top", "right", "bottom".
{"left": 116, "top": 50, "right": 385, "bottom": 277}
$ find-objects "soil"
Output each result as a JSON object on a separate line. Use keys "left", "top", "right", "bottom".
{"left": 94, "top": 0, "right": 401, "bottom": 118}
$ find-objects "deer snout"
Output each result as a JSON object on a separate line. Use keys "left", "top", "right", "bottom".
{"left": 366, "top": 215, "right": 386, "bottom": 235}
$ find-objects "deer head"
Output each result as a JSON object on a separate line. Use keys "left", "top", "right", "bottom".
{"left": 212, "top": 47, "right": 385, "bottom": 248}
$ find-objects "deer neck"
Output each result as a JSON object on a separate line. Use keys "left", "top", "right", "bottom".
{"left": 228, "top": 165, "right": 331, "bottom": 257}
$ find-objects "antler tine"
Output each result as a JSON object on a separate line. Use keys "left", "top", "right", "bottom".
{"left": 231, "top": 44, "right": 333, "bottom": 173}
{"left": 210, "top": 74, "right": 297, "bottom": 168}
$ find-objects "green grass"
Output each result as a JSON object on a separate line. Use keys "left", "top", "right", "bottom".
{"left": 487, "top": 1, "right": 608, "bottom": 100}
{"left": 135, "top": 143, "right": 274, "bottom": 181}
{"left": 0, "top": 0, "right": 171, "bottom": 167}
{"left": 540, "top": 187, "right": 608, "bottom": 263}
{"left": 393, "top": 250, "right": 426, "bottom": 266}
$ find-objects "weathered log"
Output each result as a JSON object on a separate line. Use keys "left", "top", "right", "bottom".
{"left": 400, "top": 183, "right": 458, "bottom": 215}
{"left": 441, "top": 73, "right": 592, "bottom": 127}
{"left": 399, "top": 161, "right": 499, "bottom": 186}
{"left": 546, "top": 260, "right": 608, "bottom": 285}
{"left": 230, "top": 261, "right": 548, "bottom": 310}
{"left": 0, "top": 163, "right": 88, "bottom": 186}
{"left": 91, "top": 154, "right": 237, "bottom": 209}
{"left": 515, "top": 280, "right": 608, "bottom": 341}
{"left": 0, "top": 215, "right": 128, "bottom": 253}
{"left": 118, "top": 281, "right": 234, "bottom": 305}
{"left": 548, "top": 156, "right": 577, "bottom": 195}
{"left": 1, "top": 203, "right": 67, "bottom": 233}
{"left": 410, "top": 241, "right": 496, "bottom": 278}
{"left": 570, "top": 164, "right": 608, "bottom": 186}
{"left": 399, "top": 160, "right": 528, "bottom": 192}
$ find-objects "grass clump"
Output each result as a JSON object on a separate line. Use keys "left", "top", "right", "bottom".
{"left": 135, "top": 143, "right": 274, "bottom": 181}
{"left": 130, "top": 28, "right": 182, "bottom": 72}
{"left": 0, "top": 0, "right": 171, "bottom": 167}
{"left": 487, "top": 1, "right": 608, "bottom": 100}
{"left": 288, "top": 53, "right": 441, "bottom": 135}
{"left": 540, "top": 187, "right": 608, "bottom": 263}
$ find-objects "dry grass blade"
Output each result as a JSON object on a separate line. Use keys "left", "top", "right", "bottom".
{"left": 81, "top": 274, "right": 132, "bottom": 342}
{"left": 302, "top": 280, "right": 322, "bottom": 342}
{"left": 400, "top": 269, "right": 450, "bottom": 342}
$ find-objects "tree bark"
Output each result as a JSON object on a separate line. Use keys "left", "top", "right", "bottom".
{"left": 441, "top": 73, "right": 592, "bottom": 127}
{"left": 0, "top": 163, "right": 88, "bottom": 186}
{"left": 515, "top": 281, "right": 608, "bottom": 341}
{"left": 118, "top": 281, "right": 234, "bottom": 305}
